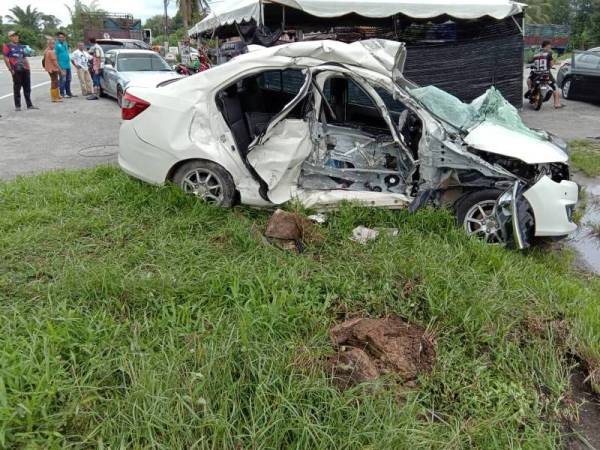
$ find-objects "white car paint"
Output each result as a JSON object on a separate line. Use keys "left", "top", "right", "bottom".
{"left": 101, "top": 49, "right": 183, "bottom": 100}
{"left": 118, "top": 38, "right": 578, "bottom": 244}
{"left": 464, "top": 122, "right": 569, "bottom": 164}
{"left": 523, "top": 176, "right": 578, "bottom": 236}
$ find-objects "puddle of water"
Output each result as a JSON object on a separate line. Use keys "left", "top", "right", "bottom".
{"left": 567, "top": 173, "right": 600, "bottom": 275}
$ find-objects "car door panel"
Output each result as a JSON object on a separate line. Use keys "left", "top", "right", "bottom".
{"left": 247, "top": 119, "right": 313, "bottom": 204}
{"left": 571, "top": 51, "right": 600, "bottom": 101}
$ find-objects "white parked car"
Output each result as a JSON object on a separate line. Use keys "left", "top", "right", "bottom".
{"left": 101, "top": 49, "right": 182, "bottom": 106}
{"left": 118, "top": 39, "right": 578, "bottom": 248}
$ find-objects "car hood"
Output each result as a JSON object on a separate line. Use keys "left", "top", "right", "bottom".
{"left": 119, "top": 71, "right": 183, "bottom": 88}
{"left": 464, "top": 121, "right": 568, "bottom": 164}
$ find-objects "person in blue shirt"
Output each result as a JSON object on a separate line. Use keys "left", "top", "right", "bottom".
{"left": 55, "top": 32, "right": 76, "bottom": 98}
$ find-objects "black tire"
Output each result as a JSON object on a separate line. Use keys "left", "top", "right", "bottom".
{"left": 561, "top": 77, "right": 572, "bottom": 100}
{"left": 117, "top": 86, "right": 123, "bottom": 107}
{"left": 172, "top": 160, "right": 236, "bottom": 207}
{"left": 534, "top": 91, "right": 543, "bottom": 111}
{"left": 455, "top": 189, "right": 504, "bottom": 243}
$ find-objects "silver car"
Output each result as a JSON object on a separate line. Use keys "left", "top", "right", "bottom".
{"left": 100, "top": 49, "right": 182, "bottom": 106}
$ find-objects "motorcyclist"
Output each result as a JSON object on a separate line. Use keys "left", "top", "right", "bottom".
{"left": 187, "top": 54, "right": 201, "bottom": 72}
{"left": 524, "top": 40, "right": 564, "bottom": 109}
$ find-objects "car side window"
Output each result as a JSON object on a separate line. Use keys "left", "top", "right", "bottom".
{"left": 374, "top": 87, "right": 407, "bottom": 114}
{"left": 320, "top": 76, "right": 394, "bottom": 132}
{"left": 575, "top": 53, "right": 600, "bottom": 69}
{"left": 257, "top": 69, "right": 305, "bottom": 95}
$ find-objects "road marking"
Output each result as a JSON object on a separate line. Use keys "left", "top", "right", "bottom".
{"left": 0, "top": 81, "right": 51, "bottom": 100}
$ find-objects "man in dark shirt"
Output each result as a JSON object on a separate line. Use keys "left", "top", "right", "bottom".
{"left": 2, "top": 30, "right": 38, "bottom": 111}
{"left": 525, "top": 40, "right": 564, "bottom": 109}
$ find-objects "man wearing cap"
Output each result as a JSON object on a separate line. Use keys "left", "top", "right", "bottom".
{"left": 2, "top": 30, "right": 38, "bottom": 111}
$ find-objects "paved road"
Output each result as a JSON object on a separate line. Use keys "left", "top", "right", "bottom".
{"left": 1, "top": 57, "right": 120, "bottom": 180}
{"left": 520, "top": 67, "right": 600, "bottom": 141}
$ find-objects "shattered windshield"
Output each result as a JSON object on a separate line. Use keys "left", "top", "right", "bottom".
{"left": 408, "top": 86, "right": 547, "bottom": 140}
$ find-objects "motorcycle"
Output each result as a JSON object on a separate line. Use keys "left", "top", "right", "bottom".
{"left": 173, "top": 55, "right": 212, "bottom": 76}
{"left": 528, "top": 70, "right": 554, "bottom": 111}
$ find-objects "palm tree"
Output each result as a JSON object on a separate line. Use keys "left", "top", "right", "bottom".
{"left": 523, "top": 0, "right": 552, "bottom": 23}
{"left": 177, "top": 0, "right": 192, "bottom": 30}
{"left": 4, "top": 5, "right": 44, "bottom": 31}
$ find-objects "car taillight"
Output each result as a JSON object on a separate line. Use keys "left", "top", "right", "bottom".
{"left": 121, "top": 92, "right": 150, "bottom": 120}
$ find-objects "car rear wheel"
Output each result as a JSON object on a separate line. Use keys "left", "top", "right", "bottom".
{"left": 455, "top": 190, "right": 504, "bottom": 244}
{"left": 117, "top": 86, "right": 123, "bottom": 107}
{"left": 561, "top": 78, "right": 572, "bottom": 99}
{"left": 172, "top": 160, "right": 236, "bottom": 207}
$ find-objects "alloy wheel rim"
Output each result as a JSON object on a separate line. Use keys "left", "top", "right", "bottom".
{"left": 563, "top": 80, "right": 570, "bottom": 97}
{"left": 181, "top": 168, "right": 224, "bottom": 204}
{"left": 464, "top": 200, "right": 503, "bottom": 243}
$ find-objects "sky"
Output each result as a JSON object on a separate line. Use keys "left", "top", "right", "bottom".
{"left": 1, "top": 0, "right": 179, "bottom": 27}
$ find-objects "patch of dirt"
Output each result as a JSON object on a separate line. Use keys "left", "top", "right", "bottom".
{"left": 326, "top": 316, "right": 436, "bottom": 389}
{"left": 524, "top": 316, "right": 570, "bottom": 346}
{"left": 264, "top": 209, "right": 322, "bottom": 253}
{"left": 566, "top": 369, "right": 600, "bottom": 450}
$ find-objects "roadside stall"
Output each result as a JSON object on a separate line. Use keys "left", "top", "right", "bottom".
{"left": 190, "top": 0, "right": 526, "bottom": 107}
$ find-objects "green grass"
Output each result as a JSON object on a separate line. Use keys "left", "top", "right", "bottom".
{"left": 1, "top": 166, "right": 600, "bottom": 448}
{"left": 570, "top": 140, "right": 600, "bottom": 177}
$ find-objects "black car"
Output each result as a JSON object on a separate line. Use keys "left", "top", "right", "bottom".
{"left": 557, "top": 50, "right": 600, "bottom": 103}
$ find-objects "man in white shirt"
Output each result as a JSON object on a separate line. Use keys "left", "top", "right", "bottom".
{"left": 71, "top": 42, "right": 93, "bottom": 96}
{"left": 87, "top": 38, "right": 105, "bottom": 100}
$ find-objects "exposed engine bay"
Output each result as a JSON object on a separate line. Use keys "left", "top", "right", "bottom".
{"left": 468, "top": 147, "right": 570, "bottom": 185}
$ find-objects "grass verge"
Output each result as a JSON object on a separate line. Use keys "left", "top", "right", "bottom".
{"left": 570, "top": 140, "right": 600, "bottom": 177}
{"left": 1, "top": 166, "right": 600, "bottom": 448}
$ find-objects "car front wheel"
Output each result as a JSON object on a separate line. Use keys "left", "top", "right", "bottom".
{"left": 561, "top": 78, "right": 572, "bottom": 99}
{"left": 455, "top": 189, "right": 505, "bottom": 244}
{"left": 172, "top": 160, "right": 236, "bottom": 207}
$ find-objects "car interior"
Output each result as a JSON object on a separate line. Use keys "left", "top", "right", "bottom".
{"left": 216, "top": 68, "right": 423, "bottom": 195}
{"left": 216, "top": 69, "right": 308, "bottom": 156}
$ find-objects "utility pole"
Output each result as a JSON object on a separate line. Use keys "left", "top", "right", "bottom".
{"left": 163, "top": 0, "right": 170, "bottom": 56}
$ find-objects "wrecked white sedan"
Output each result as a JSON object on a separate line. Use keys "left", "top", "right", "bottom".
{"left": 118, "top": 39, "right": 578, "bottom": 248}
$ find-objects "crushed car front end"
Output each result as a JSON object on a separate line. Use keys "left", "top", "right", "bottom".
{"left": 405, "top": 85, "right": 578, "bottom": 248}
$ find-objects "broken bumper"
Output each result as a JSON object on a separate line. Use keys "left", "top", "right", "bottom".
{"left": 497, "top": 175, "right": 578, "bottom": 249}
{"left": 523, "top": 175, "right": 578, "bottom": 237}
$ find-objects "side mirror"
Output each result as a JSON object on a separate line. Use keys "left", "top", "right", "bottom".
{"left": 104, "top": 63, "right": 113, "bottom": 70}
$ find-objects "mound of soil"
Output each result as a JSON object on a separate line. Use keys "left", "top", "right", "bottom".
{"left": 264, "top": 209, "right": 321, "bottom": 252}
{"left": 326, "top": 316, "right": 436, "bottom": 389}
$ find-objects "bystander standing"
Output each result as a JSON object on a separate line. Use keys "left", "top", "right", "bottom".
{"left": 71, "top": 42, "right": 93, "bottom": 96}
{"left": 44, "top": 38, "right": 62, "bottom": 103}
{"left": 55, "top": 32, "right": 76, "bottom": 98}
{"left": 87, "top": 38, "right": 104, "bottom": 100}
{"left": 2, "top": 30, "right": 38, "bottom": 111}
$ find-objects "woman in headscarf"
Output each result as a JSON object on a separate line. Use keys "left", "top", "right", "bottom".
{"left": 43, "top": 38, "right": 62, "bottom": 102}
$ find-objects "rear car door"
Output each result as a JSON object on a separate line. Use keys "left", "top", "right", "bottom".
{"left": 246, "top": 70, "right": 313, "bottom": 203}
{"left": 571, "top": 51, "right": 600, "bottom": 101}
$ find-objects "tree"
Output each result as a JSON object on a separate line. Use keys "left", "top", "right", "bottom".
{"left": 4, "top": 5, "right": 44, "bottom": 31}
{"left": 41, "top": 14, "right": 62, "bottom": 32}
{"left": 549, "top": 0, "right": 571, "bottom": 24}
{"left": 144, "top": 14, "right": 172, "bottom": 37}
{"left": 65, "top": 0, "right": 107, "bottom": 43}
{"left": 177, "top": 0, "right": 192, "bottom": 30}
{"left": 177, "top": 0, "right": 202, "bottom": 30}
